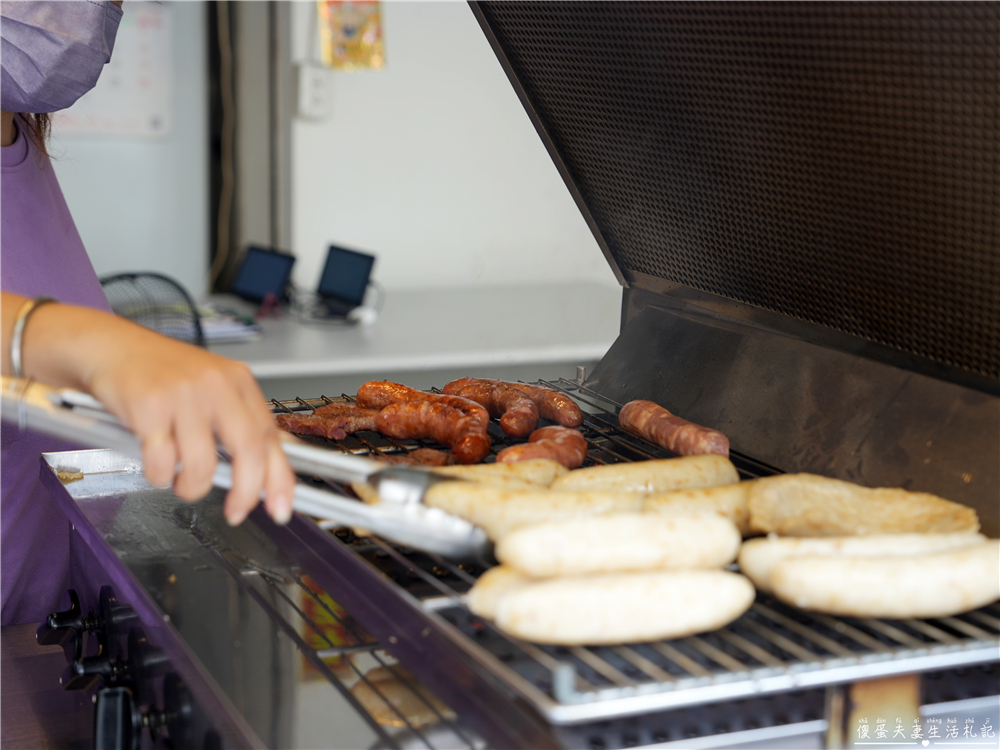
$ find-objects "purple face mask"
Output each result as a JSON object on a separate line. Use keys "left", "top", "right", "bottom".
{"left": 1, "top": 0, "right": 123, "bottom": 113}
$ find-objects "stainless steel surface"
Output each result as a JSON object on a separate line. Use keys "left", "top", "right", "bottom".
{"left": 586, "top": 300, "right": 1000, "bottom": 537}
{"left": 41, "top": 448, "right": 482, "bottom": 750}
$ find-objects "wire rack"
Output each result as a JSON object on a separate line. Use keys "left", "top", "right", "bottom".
{"left": 266, "top": 379, "right": 1000, "bottom": 729}
{"left": 188, "top": 521, "right": 485, "bottom": 750}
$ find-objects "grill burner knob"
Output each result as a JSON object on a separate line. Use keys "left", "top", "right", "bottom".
{"left": 99, "top": 585, "right": 138, "bottom": 643}
{"left": 127, "top": 628, "right": 170, "bottom": 706}
{"left": 37, "top": 586, "right": 137, "bottom": 666}
{"left": 62, "top": 626, "right": 170, "bottom": 694}
{"left": 62, "top": 631, "right": 124, "bottom": 691}
{"left": 92, "top": 674, "right": 192, "bottom": 750}
{"left": 93, "top": 686, "right": 141, "bottom": 750}
{"left": 36, "top": 589, "right": 96, "bottom": 662}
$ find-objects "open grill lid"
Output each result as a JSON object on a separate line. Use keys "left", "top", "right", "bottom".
{"left": 470, "top": 1, "right": 999, "bottom": 533}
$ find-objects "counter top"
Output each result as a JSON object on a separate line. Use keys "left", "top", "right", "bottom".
{"left": 208, "top": 282, "right": 622, "bottom": 380}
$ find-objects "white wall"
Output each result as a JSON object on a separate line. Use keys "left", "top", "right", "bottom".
{"left": 48, "top": 1, "right": 620, "bottom": 300}
{"left": 289, "top": 1, "right": 618, "bottom": 293}
{"left": 49, "top": 2, "right": 210, "bottom": 299}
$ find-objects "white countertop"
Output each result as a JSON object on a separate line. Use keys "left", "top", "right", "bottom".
{"left": 208, "top": 282, "right": 622, "bottom": 380}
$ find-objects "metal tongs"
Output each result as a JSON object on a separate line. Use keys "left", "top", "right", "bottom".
{"left": 0, "top": 377, "right": 490, "bottom": 561}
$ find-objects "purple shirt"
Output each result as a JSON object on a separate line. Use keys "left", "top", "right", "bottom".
{"left": 2, "top": 118, "right": 110, "bottom": 625}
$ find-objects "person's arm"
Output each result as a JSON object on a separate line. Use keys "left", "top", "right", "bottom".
{"left": 2, "top": 291, "right": 295, "bottom": 525}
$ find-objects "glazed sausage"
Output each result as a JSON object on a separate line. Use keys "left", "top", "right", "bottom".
{"left": 442, "top": 379, "right": 539, "bottom": 438}
{"left": 357, "top": 381, "right": 490, "bottom": 428}
{"left": 443, "top": 377, "right": 582, "bottom": 428}
{"left": 376, "top": 402, "right": 491, "bottom": 464}
{"left": 496, "top": 425, "right": 587, "bottom": 469}
{"left": 618, "top": 400, "right": 729, "bottom": 458}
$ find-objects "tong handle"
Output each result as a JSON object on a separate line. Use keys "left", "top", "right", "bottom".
{"left": 2, "top": 380, "right": 386, "bottom": 486}
{"left": 1, "top": 379, "right": 489, "bottom": 560}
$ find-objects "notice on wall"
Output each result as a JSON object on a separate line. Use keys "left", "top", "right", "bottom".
{"left": 319, "top": 0, "right": 385, "bottom": 70}
{"left": 52, "top": 2, "right": 173, "bottom": 138}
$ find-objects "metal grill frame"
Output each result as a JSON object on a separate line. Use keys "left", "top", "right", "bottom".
{"left": 262, "top": 379, "right": 1000, "bottom": 731}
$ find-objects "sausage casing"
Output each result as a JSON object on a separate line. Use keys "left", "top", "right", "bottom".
{"left": 496, "top": 425, "right": 587, "bottom": 469}
{"left": 357, "top": 380, "right": 490, "bottom": 428}
{"left": 618, "top": 400, "right": 729, "bottom": 458}
{"left": 442, "top": 379, "right": 539, "bottom": 437}
{"left": 376, "top": 402, "right": 491, "bottom": 464}
{"left": 443, "top": 377, "right": 582, "bottom": 428}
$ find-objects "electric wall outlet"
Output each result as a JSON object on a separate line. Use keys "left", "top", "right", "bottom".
{"left": 297, "top": 63, "right": 331, "bottom": 121}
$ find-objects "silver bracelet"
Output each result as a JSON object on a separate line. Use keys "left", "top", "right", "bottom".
{"left": 10, "top": 296, "right": 58, "bottom": 379}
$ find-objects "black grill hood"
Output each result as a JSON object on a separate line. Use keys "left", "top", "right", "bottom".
{"left": 471, "top": 1, "right": 998, "bottom": 384}
{"left": 471, "top": 1, "right": 999, "bottom": 533}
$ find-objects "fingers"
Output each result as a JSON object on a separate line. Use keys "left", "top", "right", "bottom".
{"left": 91, "top": 330, "right": 295, "bottom": 526}
{"left": 214, "top": 371, "right": 296, "bottom": 526}
{"left": 262, "top": 436, "right": 296, "bottom": 524}
{"left": 140, "top": 429, "right": 177, "bottom": 488}
{"left": 171, "top": 402, "right": 219, "bottom": 502}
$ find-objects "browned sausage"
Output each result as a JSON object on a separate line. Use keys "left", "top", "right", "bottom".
{"left": 357, "top": 381, "right": 490, "bottom": 428}
{"left": 375, "top": 448, "right": 456, "bottom": 467}
{"left": 275, "top": 402, "right": 380, "bottom": 441}
{"left": 376, "top": 402, "right": 491, "bottom": 464}
{"left": 312, "top": 402, "right": 380, "bottom": 432}
{"left": 274, "top": 413, "right": 347, "bottom": 441}
{"left": 495, "top": 425, "right": 588, "bottom": 469}
{"left": 441, "top": 379, "right": 539, "bottom": 438}
{"left": 618, "top": 400, "right": 729, "bottom": 458}
{"left": 442, "top": 377, "right": 582, "bottom": 428}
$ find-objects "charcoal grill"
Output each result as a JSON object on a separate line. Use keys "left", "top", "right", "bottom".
{"left": 22, "top": 1, "right": 1000, "bottom": 748}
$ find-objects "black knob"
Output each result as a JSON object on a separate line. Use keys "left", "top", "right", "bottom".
{"left": 126, "top": 628, "right": 170, "bottom": 706}
{"left": 36, "top": 589, "right": 98, "bottom": 662}
{"left": 61, "top": 632, "right": 127, "bottom": 691}
{"left": 93, "top": 686, "right": 141, "bottom": 750}
{"left": 99, "top": 586, "right": 137, "bottom": 643}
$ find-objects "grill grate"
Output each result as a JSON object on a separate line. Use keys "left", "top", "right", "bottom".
{"left": 269, "top": 378, "right": 780, "bottom": 481}
{"left": 270, "top": 379, "right": 1000, "bottom": 726}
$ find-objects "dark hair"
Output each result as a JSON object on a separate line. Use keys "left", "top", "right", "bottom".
{"left": 21, "top": 113, "right": 51, "bottom": 157}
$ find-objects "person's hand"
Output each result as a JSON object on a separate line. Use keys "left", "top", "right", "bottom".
{"left": 3, "top": 294, "right": 295, "bottom": 525}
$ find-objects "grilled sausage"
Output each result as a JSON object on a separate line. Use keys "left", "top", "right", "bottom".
{"left": 357, "top": 380, "right": 490, "bottom": 428}
{"left": 375, "top": 402, "right": 491, "bottom": 464}
{"left": 312, "top": 402, "right": 380, "bottom": 431}
{"left": 495, "top": 425, "right": 587, "bottom": 469}
{"left": 618, "top": 399, "right": 729, "bottom": 458}
{"left": 275, "top": 402, "right": 380, "bottom": 441}
{"left": 375, "top": 447, "right": 456, "bottom": 467}
{"left": 441, "top": 379, "right": 539, "bottom": 437}
{"left": 274, "top": 412, "right": 347, "bottom": 440}
{"left": 443, "top": 378, "right": 583, "bottom": 428}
